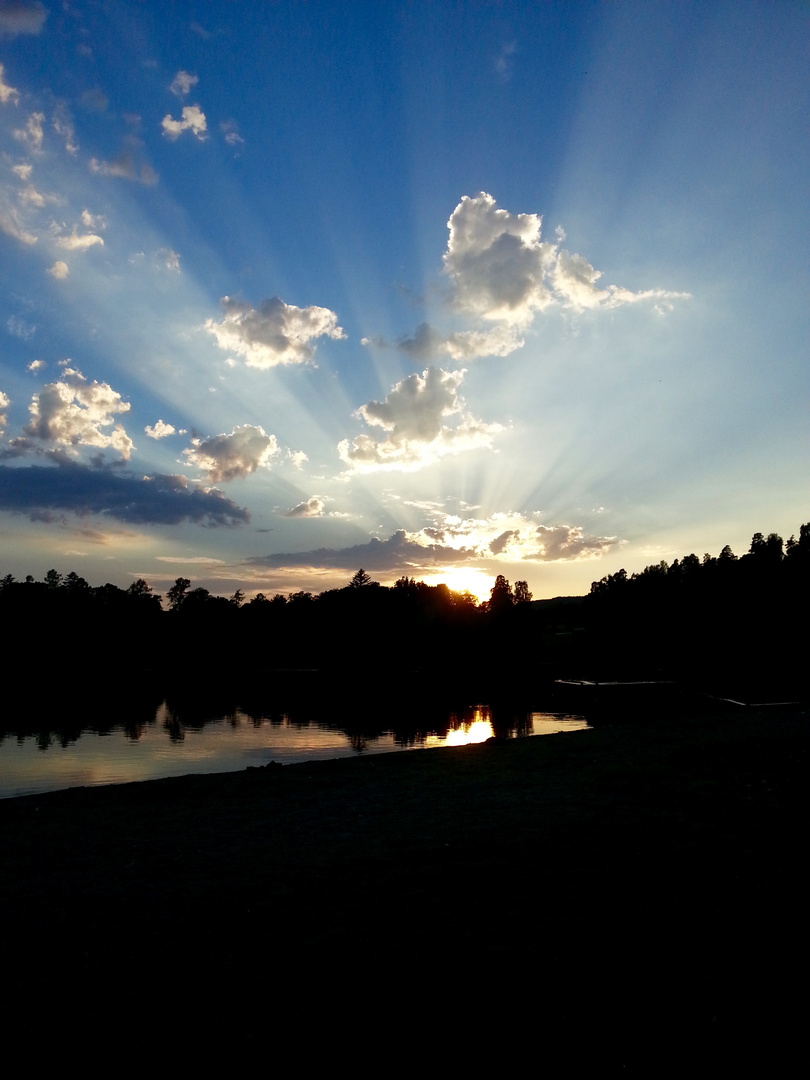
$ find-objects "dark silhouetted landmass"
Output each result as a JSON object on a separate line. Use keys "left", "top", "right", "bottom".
{"left": 1, "top": 522, "right": 807, "bottom": 722}
{"left": 0, "top": 703, "right": 804, "bottom": 1067}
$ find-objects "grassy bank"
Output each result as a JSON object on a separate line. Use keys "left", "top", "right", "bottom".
{"left": 1, "top": 704, "right": 805, "bottom": 1065}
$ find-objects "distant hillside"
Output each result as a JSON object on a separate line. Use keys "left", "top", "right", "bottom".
{"left": 530, "top": 595, "right": 586, "bottom": 610}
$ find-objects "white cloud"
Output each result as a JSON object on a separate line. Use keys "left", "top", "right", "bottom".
{"left": 0, "top": 389, "right": 10, "bottom": 427}
{"left": 53, "top": 102, "right": 78, "bottom": 154}
{"left": 529, "top": 523, "right": 622, "bottom": 560}
{"left": 0, "top": 2, "right": 47, "bottom": 37}
{"left": 0, "top": 201, "right": 36, "bottom": 244}
{"left": 550, "top": 250, "right": 689, "bottom": 312}
{"left": 145, "top": 419, "right": 176, "bottom": 439}
{"left": 161, "top": 105, "right": 207, "bottom": 140}
{"left": 7, "top": 314, "right": 34, "bottom": 338}
{"left": 12, "top": 163, "right": 31, "bottom": 180}
{"left": 284, "top": 497, "right": 324, "bottom": 518}
{"left": 183, "top": 424, "right": 279, "bottom": 482}
{"left": 0, "top": 62, "right": 19, "bottom": 104}
{"left": 18, "top": 183, "right": 57, "bottom": 207}
{"left": 287, "top": 449, "right": 308, "bottom": 468}
{"left": 338, "top": 367, "right": 501, "bottom": 472}
{"left": 170, "top": 70, "right": 198, "bottom": 98}
{"left": 158, "top": 247, "right": 180, "bottom": 271}
{"left": 220, "top": 120, "right": 244, "bottom": 149}
{"left": 399, "top": 511, "right": 622, "bottom": 564}
{"left": 13, "top": 111, "right": 43, "bottom": 150}
{"left": 130, "top": 247, "right": 180, "bottom": 272}
{"left": 443, "top": 192, "right": 689, "bottom": 325}
{"left": 27, "top": 358, "right": 44, "bottom": 371}
{"left": 80, "top": 209, "right": 105, "bottom": 230}
{"left": 495, "top": 41, "right": 516, "bottom": 81}
{"left": 444, "top": 192, "right": 556, "bottom": 325}
{"left": 23, "top": 367, "right": 133, "bottom": 459}
{"left": 47, "top": 260, "right": 69, "bottom": 279}
{"left": 56, "top": 227, "right": 104, "bottom": 251}
{"left": 206, "top": 296, "right": 346, "bottom": 368}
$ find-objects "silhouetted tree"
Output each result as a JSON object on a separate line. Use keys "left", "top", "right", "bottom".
{"left": 514, "top": 580, "right": 533, "bottom": 604}
{"left": 128, "top": 578, "right": 153, "bottom": 597}
{"left": 167, "top": 577, "right": 191, "bottom": 610}
{"left": 63, "top": 571, "right": 90, "bottom": 592}
{"left": 350, "top": 568, "right": 373, "bottom": 588}
{"left": 488, "top": 575, "right": 514, "bottom": 614}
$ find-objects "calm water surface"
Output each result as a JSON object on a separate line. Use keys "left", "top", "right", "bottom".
{"left": 0, "top": 701, "right": 589, "bottom": 799}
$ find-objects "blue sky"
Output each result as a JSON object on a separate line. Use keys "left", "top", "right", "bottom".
{"left": 0, "top": 1, "right": 806, "bottom": 602}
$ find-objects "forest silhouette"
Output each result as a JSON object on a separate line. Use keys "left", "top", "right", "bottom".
{"left": 2, "top": 522, "right": 806, "bottom": 712}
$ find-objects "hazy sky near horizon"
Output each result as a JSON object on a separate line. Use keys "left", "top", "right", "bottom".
{"left": 0, "top": 1, "right": 806, "bottom": 602}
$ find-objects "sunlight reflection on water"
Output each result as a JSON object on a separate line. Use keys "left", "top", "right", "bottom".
{"left": 0, "top": 703, "right": 589, "bottom": 799}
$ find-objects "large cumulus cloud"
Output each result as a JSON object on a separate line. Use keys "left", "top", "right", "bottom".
{"left": 183, "top": 424, "right": 279, "bottom": 483}
{"left": 361, "top": 193, "right": 688, "bottom": 366}
{"left": 444, "top": 192, "right": 557, "bottom": 324}
{"left": 206, "top": 296, "right": 346, "bottom": 368}
{"left": 444, "top": 192, "right": 689, "bottom": 323}
{"left": 339, "top": 367, "right": 500, "bottom": 472}
{"left": 20, "top": 367, "right": 134, "bottom": 460}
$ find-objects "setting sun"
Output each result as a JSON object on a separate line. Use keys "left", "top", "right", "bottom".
{"left": 422, "top": 568, "right": 494, "bottom": 605}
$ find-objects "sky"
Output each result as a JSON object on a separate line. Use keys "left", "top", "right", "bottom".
{"left": 0, "top": 1, "right": 806, "bottom": 603}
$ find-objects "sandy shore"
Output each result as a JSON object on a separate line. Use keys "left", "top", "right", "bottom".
{"left": 1, "top": 704, "right": 805, "bottom": 1064}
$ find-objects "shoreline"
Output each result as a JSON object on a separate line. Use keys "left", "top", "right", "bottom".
{"left": 1, "top": 704, "right": 805, "bottom": 1062}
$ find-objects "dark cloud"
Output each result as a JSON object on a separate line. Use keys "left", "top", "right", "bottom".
{"left": 248, "top": 530, "right": 476, "bottom": 574}
{"left": 0, "top": 1, "right": 47, "bottom": 37}
{"left": 489, "top": 529, "right": 517, "bottom": 555}
{"left": 0, "top": 463, "right": 249, "bottom": 526}
{"left": 89, "top": 148, "right": 158, "bottom": 186}
{"left": 363, "top": 321, "right": 521, "bottom": 362}
{"left": 80, "top": 87, "right": 109, "bottom": 112}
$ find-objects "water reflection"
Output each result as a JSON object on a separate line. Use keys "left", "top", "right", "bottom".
{"left": 0, "top": 695, "right": 588, "bottom": 800}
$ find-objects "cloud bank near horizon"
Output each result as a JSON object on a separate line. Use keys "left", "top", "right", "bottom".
{"left": 248, "top": 512, "right": 622, "bottom": 578}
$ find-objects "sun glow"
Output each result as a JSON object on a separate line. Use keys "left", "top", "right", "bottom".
{"left": 421, "top": 567, "right": 493, "bottom": 605}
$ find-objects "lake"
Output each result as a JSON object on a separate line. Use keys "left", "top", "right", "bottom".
{"left": 0, "top": 698, "right": 589, "bottom": 800}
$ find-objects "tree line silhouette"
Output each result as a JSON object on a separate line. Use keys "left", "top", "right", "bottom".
{"left": 1, "top": 523, "right": 806, "bottom": 702}
{"left": 584, "top": 525, "right": 809, "bottom": 698}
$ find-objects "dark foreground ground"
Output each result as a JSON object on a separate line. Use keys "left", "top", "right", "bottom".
{"left": 1, "top": 703, "right": 806, "bottom": 1067}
